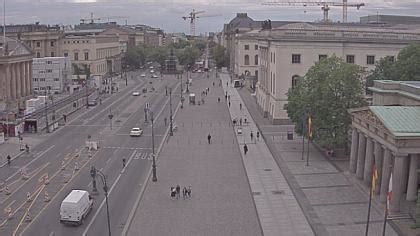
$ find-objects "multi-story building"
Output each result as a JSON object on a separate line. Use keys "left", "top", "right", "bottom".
{"left": 61, "top": 33, "right": 122, "bottom": 79}
{"left": 0, "top": 37, "right": 34, "bottom": 113}
{"left": 32, "top": 57, "right": 71, "bottom": 94}
{"left": 251, "top": 22, "right": 420, "bottom": 124}
{"left": 1, "top": 23, "right": 64, "bottom": 58}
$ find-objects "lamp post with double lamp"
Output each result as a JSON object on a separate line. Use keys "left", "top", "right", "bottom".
{"left": 179, "top": 74, "right": 184, "bottom": 108}
{"left": 151, "top": 111, "right": 157, "bottom": 181}
{"left": 91, "top": 167, "right": 111, "bottom": 236}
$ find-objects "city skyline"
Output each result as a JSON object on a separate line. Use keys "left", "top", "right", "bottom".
{"left": 3, "top": 0, "right": 420, "bottom": 34}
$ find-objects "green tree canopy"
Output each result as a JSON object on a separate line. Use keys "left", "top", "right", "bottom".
{"left": 211, "top": 45, "right": 228, "bottom": 68}
{"left": 287, "top": 56, "right": 367, "bottom": 148}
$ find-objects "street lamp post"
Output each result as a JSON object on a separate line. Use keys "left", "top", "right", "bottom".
{"left": 169, "top": 88, "right": 173, "bottom": 136}
{"left": 180, "top": 74, "right": 184, "bottom": 109}
{"left": 90, "top": 166, "right": 98, "bottom": 194}
{"left": 151, "top": 112, "right": 157, "bottom": 182}
{"left": 93, "top": 167, "right": 111, "bottom": 236}
{"left": 45, "top": 89, "right": 49, "bottom": 133}
{"left": 108, "top": 108, "right": 113, "bottom": 130}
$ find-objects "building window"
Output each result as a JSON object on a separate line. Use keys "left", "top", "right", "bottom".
{"left": 367, "top": 55, "right": 375, "bottom": 65}
{"left": 244, "top": 55, "right": 250, "bottom": 65}
{"left": 46, "top": 69, "right": 52, "bottom": 73}
{"left": 292, "top": 75, "right": 300, "bottom": 89}
{"left": 51, "top": 52, "right": 55, "bottom": 57}
{"left": 54, "top": 78, "right": 59, "bottom": 81}
{"left": 47, "top": 60, "right": 52, "bottom": 64}
{"left": 36, "top": 52, "right": 41, "bottom": 58}
{"left": 74, "top": 52, "right": 79, "bottom": 61}
{"left": 64, "top": 52, "right": 68, "bottom": 57}
{"left": 36, "top": 42, "right": 41, "bottom": 47}
{"left": 255, "top": 55, "right": 258, "bottom": 65}
{"left": 244, "top": 45, "right": 249, "bottom": 50}
{"left": 292, "top": 54, "right": 301, "bottom": 64}
{"left": 50, "top": 41, "right": 54, "bottom": 47}
{"left": 319, "top": 54, "right": 327, "bottom": 61}
{"left": 346, "top": 55, "right": 355, "bottom": 64}
{"left": 255, "top": 45, "right": 258, "bottom": 50}
{"left": 84, "top": 52, "right": 89, "bottom": 61}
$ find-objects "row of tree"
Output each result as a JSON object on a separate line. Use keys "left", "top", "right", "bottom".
{"left": 122, "top": 39, "right": 207, "bottom": 69}
{"left": 287, "top": 43, "right": 420, "bottom": 149}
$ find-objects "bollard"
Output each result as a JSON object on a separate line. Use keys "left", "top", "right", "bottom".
{"left": 44, "top": 191, "right": 50, "bottom": 202}
{"left": 44, "top": 174, "right": 50, "bottom": 185}
{"left": 4, "top": 186, "right": 11, "bottom": 195}
{"left": 26, "top": 192, "right": 32, "bottom": 202}
{"left": 61, "top": 161, "right": 66, "bottom": 170}
{"left": 74, "top": 162, "right": 80, "bottom": 171}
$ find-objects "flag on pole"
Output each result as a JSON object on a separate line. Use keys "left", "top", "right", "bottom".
{"left": 371, "top": 163, "right": 378, "bottom": 195}
{"left": 387, "top": 173, "right": 393, "bottom": 213}
{"left": 308, "top": 113, "right": 313, "bottom": 139}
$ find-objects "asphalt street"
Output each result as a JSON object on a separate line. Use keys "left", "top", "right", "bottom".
{"left": 0, "top": 70, "right": 182, "bottom": 236}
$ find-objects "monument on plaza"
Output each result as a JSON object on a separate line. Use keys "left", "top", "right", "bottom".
{"left": 164, "top": 48, "right": 179, "bottom": 74}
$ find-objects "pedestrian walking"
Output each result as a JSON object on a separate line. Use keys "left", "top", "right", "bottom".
{"left": 207, "top": 134, "right": 212, "bottom": 144}
{"left": 257, "top": 131, "right": 260, "bottom": 141}
{"left": 239, "top": 118, "right": 242, "bottom": 126}
{"left": 170, "top": 187, "right": 176, "bottom": 199}
{"left": 228, "top": 95, "right": 230, "bottom": 102}
{"left": 244, "top": 144, "right": 248, "bottom": 155}
{"left": 213, "top": 82, "right": 215, "bottom": 87}
{"left": 25, "top": 144, "right": 29, "bottom": 153}
{"left": 226, "top": 82, "right": 228, "bottom": 87}
{"left": 240, "top": 103, "right": 242, "bottom": 110}
{"left": 228, "top": 101, "right": 231, "bottom": 108}
{"left": 183, "top": 187, "right": 187, "bottom": 199}
{"left": 122, "top": 158, "right": 126, "bottom": 168}
{"left": 176, "top": 185, "right": 181, "bottom": 199}
{"left": 244, "top": 118, "right": 247, "bottom": 124}
{"left": 218, "top": 97, "right": 220, "bottom": 103}
{"left": 7, "top": 155, "right": 11, "bottom": 166}
{"left": 164, "top": 117, "right": 167, "bottom": 126}
{"left": 187, "top": 185, "right": 192, "bottom": 198}
{"left": 250, "top": 131, "right": 254, "bottom": 142}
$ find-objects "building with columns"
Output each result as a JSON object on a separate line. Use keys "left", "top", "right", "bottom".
{"left": 349, "top": 106, "right": 420, "bottom": 213}
{"left": 0, "top": 37, "right": 34, "bottom": 113}
{"left": 369, "top": 80, "right": 420, "bottom": 106}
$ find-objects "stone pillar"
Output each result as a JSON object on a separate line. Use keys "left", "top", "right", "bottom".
{"left": 0, "top": 65, "right": 3, "bottom": 99}
{"left": 391, "top": 154, "right": 407, "bottom": 213}
{"left": 25, "top": 62, "right": 30, "bottom": 95}
{"left": 407, "top": 154, "right": 419, "bottom": 201}
{"left": 364, "top": 137, "right": 374, "bottom": 183}
{"left": 21, "top": 62, "right": 26, "bottom": 97}
{"left": 5, "top": 64, "right": 11, "bottom": 100}
{"left": 356, "top": 134, "right": 366, "bottom": 179}
{"left": 29, "top": 62, "right": 33, "bottom": 95}
{"left": 349, "top": 128, "right": 359, "bottom": 173}
{"left": 10, "top": 64, "right": 16, "bottom": 99}
{"left": 380, "top": 148, "right": 392, "bottom": 203}
{"left": 16, "top": 62, "right": 21, "bottom": 99}
{"left": 374, "top": 141, "right": 384, "bottom": 195}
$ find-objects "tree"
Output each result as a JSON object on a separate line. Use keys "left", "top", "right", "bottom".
{"left": 287, "top": 56, "right": 367, "bottom": 148}
{"left": 211, "top": 45, "right": 228, "bottom": 68}
{"left": 366, "top": 56, "right": 397, "bottom": 93}
{"left": 177, "top": 46, "right": 200, "bottom": 67}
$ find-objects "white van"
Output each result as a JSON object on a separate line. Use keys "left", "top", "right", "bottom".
{"left": 60, "top": 190, "right": 93, "bottom": 225}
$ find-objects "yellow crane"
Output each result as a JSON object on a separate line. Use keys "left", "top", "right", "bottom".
{"left": 262, "top": 0, "right": 365, "bottom": 23}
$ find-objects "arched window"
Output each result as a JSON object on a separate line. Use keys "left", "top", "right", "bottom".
{"left": 292, "top": 75, "right": 300, "bottom": 89}
{"left": 244, "top": 55, "right": 250, "bottom": 65}
{"left": 255, "top": 55, "right": 259, "bottom": 65}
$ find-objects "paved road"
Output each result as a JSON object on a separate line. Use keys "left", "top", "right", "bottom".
{"left": 0, "top": 71, "right": 181, "bottom": 236}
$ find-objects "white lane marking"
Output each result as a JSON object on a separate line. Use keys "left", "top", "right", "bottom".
{"left": 5, "top": 145, "right": 55, "bottom": 182}
{"left": 82, "top": 150, "right": 137, "bottom": 236}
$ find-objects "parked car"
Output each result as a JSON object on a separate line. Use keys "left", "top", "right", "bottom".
{"left": 132, "top": 91, "right": 140, "bottom": 96}
{"left": 150, "top": 69, "right": 155, "bottom": 73}
{"left": 87, "top": 100, "right": 97, "bottom": 106}
{"left": 130, "top": 127, "right": 143, "bottom": 137}
{"left": 60, "top": 190, "right": 93, "bottom": 225}
{"left": 151, "top": 74, "right": 158, "bottom": 78}
{"left": 140, "top": 73, "right": 146, "bottom": 77}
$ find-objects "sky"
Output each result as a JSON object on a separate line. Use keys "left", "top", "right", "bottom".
{"left": 3, "top": 0, "right": 420, "bottom": 34}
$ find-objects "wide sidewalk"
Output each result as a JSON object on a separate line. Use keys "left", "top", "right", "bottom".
{"left": 236, "top": 75, "right": 401, "bottom": 235}
{"left": 126, "top": 73, "right": 262, "bottom": 236}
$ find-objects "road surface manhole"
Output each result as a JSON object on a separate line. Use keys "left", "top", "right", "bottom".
{"left": 264, "top": 168, "right": 272, "bottom": 171}
{"left": 272, "top": 190, "right": 285, "bottom": 195}
{"left": 252, "top": 192, "right": 261, "bottom": 196}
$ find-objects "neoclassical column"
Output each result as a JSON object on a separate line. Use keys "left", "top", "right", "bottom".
{"left": 406, "top": 154, "right": 419, "bottom": 201}
{"left": 391, "top": 154, "right": 407, "bottom": 213}
{"left": 364, "top": 137, "right": 374, "bottom": 183}
{"left": 21, "top": 62, "right": 26, "bottom": 97}
{"left": 380, "top": 148, "right": 392, "bottom": 202}
{"left": 25, "top": 61, "right": 30, "bottom": 95}
{"left": 10, "top": 64, "right": 16, "bottom": 99}
{"left": 16, "top": 62, "right": 21, "bottom": 99}
{"left": 5, "top": 64, "right": 11, "bottom": 99}
{"left": 0, "top": 65, "right": 3, "bottom": 99}
{"left": 349, "top": 128, "right": 359, "bottom": 173}
{"left": 374, "top": 141, "right": 384, "bottom": 195}
{"left": 356, "top": 134, "right": 367, "bottom": 179}
{"left": 29, "top": 62, "right": 33, "bottom": 95}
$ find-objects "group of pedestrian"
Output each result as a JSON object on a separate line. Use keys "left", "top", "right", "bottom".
{"left": 170, "top": 185, "right": 192, "bottom": 200}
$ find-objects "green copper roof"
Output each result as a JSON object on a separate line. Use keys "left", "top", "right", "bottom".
{"left": 370, "top": 106, "right": 420, "bottom": 137}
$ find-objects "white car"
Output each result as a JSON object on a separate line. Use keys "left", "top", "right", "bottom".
{"left": 132, "top": 91, "right": 140, "bottom": 96}
{"left": 151, "top": 74, "right": 158, "bottom": 78}
{"left": 150, "top": 70, "right": 155, "bottom": 73}
{"left": 130, "top": 128, "right": 143, "bottom": 137}
{"left": 140, "top": 74, "right": 146, "bottom": 77}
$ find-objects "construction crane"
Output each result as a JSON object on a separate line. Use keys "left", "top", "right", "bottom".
{"left": 182, "top": 10, "right": 221, "bottom": 36}
{"left": 262, "top": 0, "right": 365, "bottom": 23}
{"left": 80, "top": 12, "right": 129, "bottom": 24}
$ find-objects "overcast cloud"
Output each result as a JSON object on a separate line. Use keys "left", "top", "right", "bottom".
{"left": 3, "top": 0, "right": 420, "bottom": 33}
